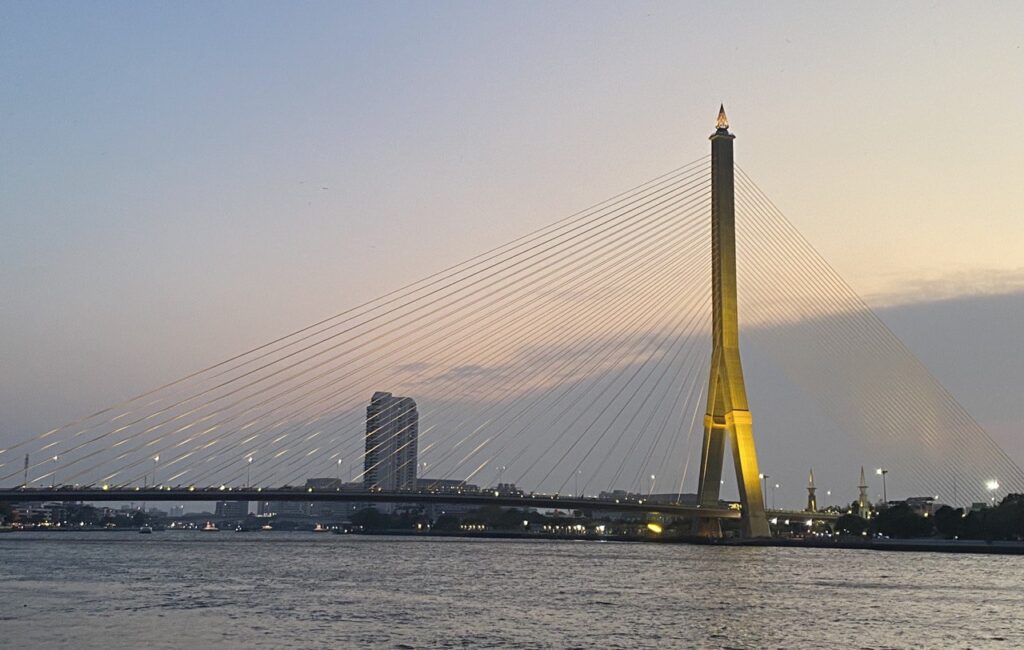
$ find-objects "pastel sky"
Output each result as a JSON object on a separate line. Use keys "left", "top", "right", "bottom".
{"left": 2, "top": 2, "right": 1023, "bottom": 503}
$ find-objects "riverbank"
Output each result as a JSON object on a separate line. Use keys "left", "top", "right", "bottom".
{"left": 704, "top": 536, "right": 1024, "bottom": 555}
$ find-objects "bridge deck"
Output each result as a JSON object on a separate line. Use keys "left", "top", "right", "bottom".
{"left": 1, "top": 487, "right": 747, "bottom": 519}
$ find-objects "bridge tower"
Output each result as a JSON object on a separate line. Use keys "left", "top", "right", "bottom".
{"left": 695, "top": 106, "right": 771, "bottom": 538}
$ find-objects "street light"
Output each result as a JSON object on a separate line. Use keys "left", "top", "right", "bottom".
{"left": 759, "top": 473, "right": 770, "bottom": 511}
{"left": 51, "top": 455, "right": 58, "bottom": 488}
{"left": 247, "top": 456, "right": 254, "bottom": 488}
{"left": 152, "top": 455, "right": 160, "bottom": 487}
{"left": 773, "top": 483, "right": 779, "bottom": 510}
{"left": 876, "top": 468, "right": 888, "bottom": 504}
{"left": 986, "top": 479, "right": 999, "bottom": 505}
{"left": 649, "top": 474, "right": 656, "bottom": 496}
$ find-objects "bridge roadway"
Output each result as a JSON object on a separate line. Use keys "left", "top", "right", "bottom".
{"left": 1, "top": 487, "right": 743, "bottom": 519}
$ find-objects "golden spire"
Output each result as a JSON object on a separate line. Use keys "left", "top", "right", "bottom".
{"left": 716, "top": 104, "right": 729, "bottom": 130}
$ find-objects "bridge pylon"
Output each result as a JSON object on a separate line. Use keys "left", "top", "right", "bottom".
{"left": 694, "top": 106, "right": 771, "bottom": 538}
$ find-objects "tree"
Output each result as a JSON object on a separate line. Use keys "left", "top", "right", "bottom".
{"left": 873, "top": 503, "right": 932, "bottom": 539}
{"left": 350, "top": 507, "right": 388, "bottom": 531}
{"left": 433, "top": 514, "right": 460, "bottom": 531}
{"left": 933, "top": 505, "right": 963, "bottom": 538}
{"left": 835, "top": 513, "right": 868, "bottom": 536}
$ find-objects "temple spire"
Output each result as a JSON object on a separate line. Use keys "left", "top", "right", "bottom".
{"left": 857, "top": 466, "right": 871, "bottom": 518}
{"left": 806, "top": 468, "right": 817, "bottom": 513}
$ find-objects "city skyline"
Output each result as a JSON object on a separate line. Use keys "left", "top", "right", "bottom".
{"left": 2, "top": 3, "right": 1023, "bottom": 509}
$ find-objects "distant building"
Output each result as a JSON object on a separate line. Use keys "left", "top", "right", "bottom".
{"left": 364, "top": 391, "right": 418, "bottom": 491}
{"left": 215, "top": 500, "right": 249, "bottom": 520}
{"left": 902, "top": 496, "right": 939, "bottom": 516}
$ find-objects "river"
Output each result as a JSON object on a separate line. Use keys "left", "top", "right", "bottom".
{"left": 1, "top": 531, "right": 1021, "bottom": 648}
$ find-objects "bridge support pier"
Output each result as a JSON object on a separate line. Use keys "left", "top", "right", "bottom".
{"left": 694, "top": 106, "right": 770, "bottom": 539}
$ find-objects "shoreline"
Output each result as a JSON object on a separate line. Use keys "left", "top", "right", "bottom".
{"left": 5, "top": 527, "right": 1024, "bottom": 555}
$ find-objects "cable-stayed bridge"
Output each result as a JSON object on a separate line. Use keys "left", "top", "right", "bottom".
{"left": 2, "top": 109, "right": 1021, "bottom": 537}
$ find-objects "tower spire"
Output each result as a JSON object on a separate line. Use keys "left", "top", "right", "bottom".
{"left": 857, "top": 466, "right": 870, "bottom": 518}
{"left": 694, "top": 108, "right": 770, "bottom": 538}
{"left": 806, "top": 468, "right": 817, "bottom": 513}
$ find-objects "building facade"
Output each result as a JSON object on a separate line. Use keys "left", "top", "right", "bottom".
{"left": 364, "top": 391, "right": 418, "bottom": 491}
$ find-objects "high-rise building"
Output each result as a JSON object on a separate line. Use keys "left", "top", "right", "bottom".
{"left": 364, "top": 391, "right": 418, "bottom": 491}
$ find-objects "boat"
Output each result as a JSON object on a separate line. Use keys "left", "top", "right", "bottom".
{"left": 260, "top": 524, "right": 273, "bottom": 531}
{"left": 201, "top": 521, "right": 219, "bottom": 532}
{"left": 313, "top": 523, "right": 329, "bottom": 533}
{"left": 138, "top": 525, "right": 153, "bottom": 534}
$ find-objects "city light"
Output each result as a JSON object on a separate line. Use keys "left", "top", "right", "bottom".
{"left": 646, "top": 522, "right": 663, "bottom": 534}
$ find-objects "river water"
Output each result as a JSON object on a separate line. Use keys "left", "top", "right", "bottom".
{"left": 1, "top": 531, "right": 1021, "bottom": 649}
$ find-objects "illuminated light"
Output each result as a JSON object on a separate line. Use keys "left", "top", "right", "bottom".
{"left": 769, "top": 517, "right": 778, "bottom": 525}
{"left": 188, "top": 486, "right": 195, "bottom": 492}
{"left": 805, "top": 519, "right": 813, "bottom": 527}
{"left": 219, "top": 485, "right": 226, "bottom": 491}
{"left": 646, "top": 523, "right": 663, "bottom": 534}
{"left": 986, "top": 480, "right": 1000, "bottom": 491}
{"left": 102, "top": 484, "right": 109, "bottom": 491}
{"left": 716, "top": 104, "right": 729, "bottom": 130}
{"left": 308, "top": 487, "right": 313, "bottom": 492}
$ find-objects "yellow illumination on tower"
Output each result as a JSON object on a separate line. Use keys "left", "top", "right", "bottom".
{"left": 695, "top": 107, "right": 771, "bottom": 538}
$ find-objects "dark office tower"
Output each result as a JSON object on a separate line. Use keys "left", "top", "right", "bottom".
{"left": 363, "top": 391, "right": 418, "bottom": 491}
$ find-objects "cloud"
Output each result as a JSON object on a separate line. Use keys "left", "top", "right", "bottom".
{"left": 865, "top": 267, "right": 1024, "bottom": 308}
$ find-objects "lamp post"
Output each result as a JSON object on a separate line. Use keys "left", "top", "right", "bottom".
{"left": 246, "top": 456, "right": 254, "bottom": 488}
{"left": 986, "top": 479, "right": 999, "bottom": 505}
{"left": 759, "top": 473, "right": 770, "bottom": 511}
{"left": 773, "top": 483, "right": 779, "bottom": 510}
{"left": 876, "top": 468, "right": 888, "bottom": 504}
{"left": 152, "top": 455, "right": 160, "bottom": 487}
{"left": 51, "top": 455, "right": 58, "bottom": 488}
{"left": 649, "top": 474, "right": 656, "bottom": 496}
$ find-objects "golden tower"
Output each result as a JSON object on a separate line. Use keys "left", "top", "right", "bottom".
{"left": 695, "top": 106, "right": 771, "bottom": 537}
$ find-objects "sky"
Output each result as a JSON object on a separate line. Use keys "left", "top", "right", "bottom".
{"left": 2, "top": 2, "right": 1023, "bottom": 507}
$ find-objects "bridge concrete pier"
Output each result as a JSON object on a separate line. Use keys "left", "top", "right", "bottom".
{"left": 695, "top": 106, "right": 771, "bottom": 538}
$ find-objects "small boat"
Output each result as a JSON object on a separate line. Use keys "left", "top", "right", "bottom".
{"left": 313, "top": 523, "right": 329, "bottom": 533}
{"left": 260, "top": 524, "right": 273, "bottom": 531}
{"left": 138, "top": 525, "right": 153, "bottom": 534}
{"left": 201, "top": 521, "right": 219, "bottom": 532}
